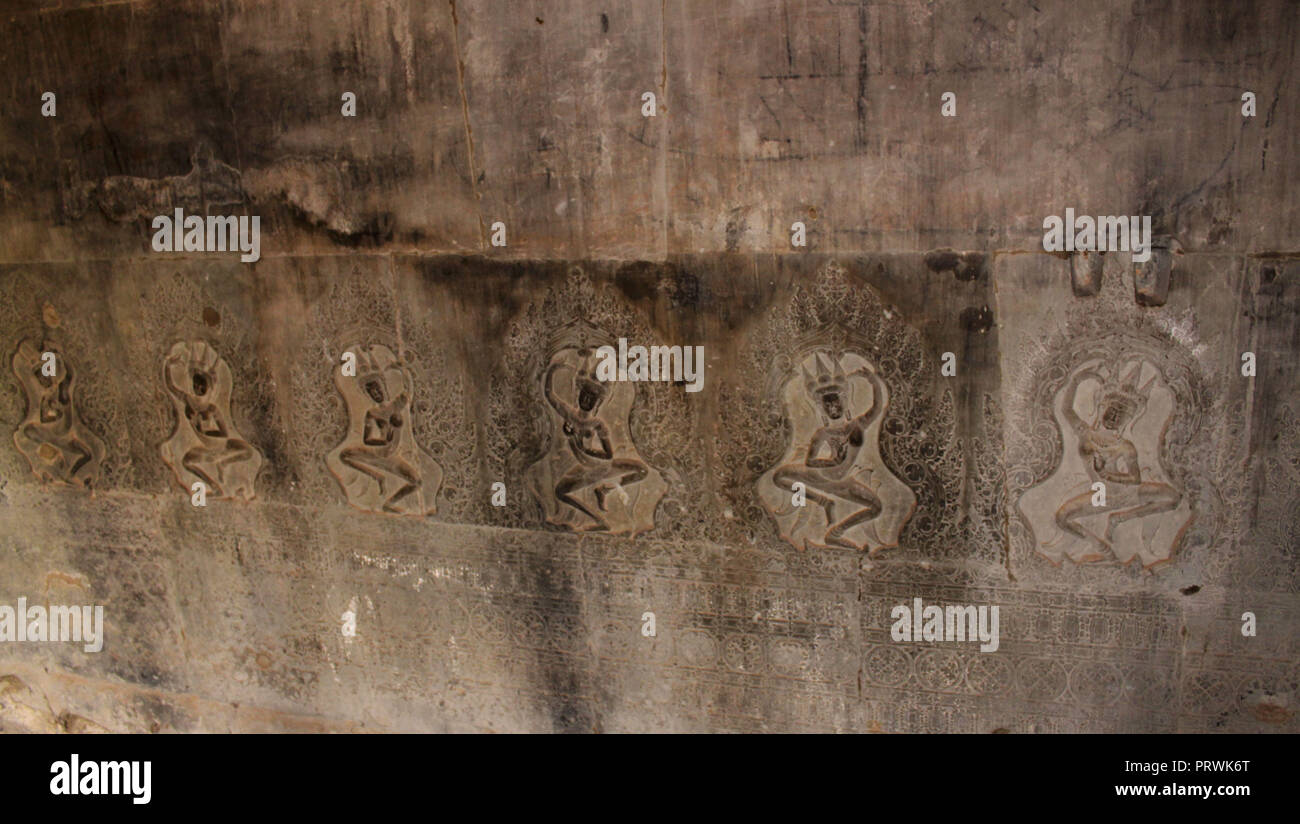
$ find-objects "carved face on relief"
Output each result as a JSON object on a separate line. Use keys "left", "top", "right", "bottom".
{"left": 817, "top": 387, "right": 844, "bottom": 421}
{"left": 162, "top": 339, "right": 232, "bottom": 437}
{"left": 759, "top": 350, "right": 915, "bottom": 553}
{"left": 804, "top": 352, "right": 847, "bottom": 422}
{"left": 576, "top": 375, "right": 606, "bottom": 414}
{"left": 1098, "top": 387, "right": 1145, "bottom": 433}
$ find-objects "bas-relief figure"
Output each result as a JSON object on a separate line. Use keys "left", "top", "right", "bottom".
{"left": 1019, "top": 356, "right": 1191, "bottom": 567}
{"left": 160, "top": 340, "right": 263, "bottom": 500}
{"left": 10, "top": 339, "right": 106, "bottom": 488}
{"left": 527, "top": 344, "right": 666, "bottom": 535}
{"left": 326, "top": 343, "right": 442, "bottom": 516}
{"left": 759, "top": 349, "right": 914, "bottom": 552}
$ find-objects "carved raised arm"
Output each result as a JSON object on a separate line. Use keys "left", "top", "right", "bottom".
{"left": 543, "top": 361, "right": 580, "bottom": 421}
{"left": 1060, "top": 369, "right": 1103, "bottom": 432}
{"left": 163, "top": 357, "right": 190, "bottom": 402}
{"left": 854, "top": 367, "right": 888, "bottom": 429}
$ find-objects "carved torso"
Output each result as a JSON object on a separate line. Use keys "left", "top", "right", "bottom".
{"left": 1078, "top": 428, "right": 1141, "bottom": 485}
{"left": 804, "top": 420, "right": 864, "bottom": 477}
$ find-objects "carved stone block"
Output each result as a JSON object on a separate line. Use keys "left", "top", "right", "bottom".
{"left": 1134, "top": 238, "right": 1177, "bottom": 306}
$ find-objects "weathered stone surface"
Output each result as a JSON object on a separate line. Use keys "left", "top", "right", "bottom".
{"left": 0, "top": 1, "right": 1296, "bottom": 734}
{"left": 2, "top": 0, "right": 1296, "bottom": 261}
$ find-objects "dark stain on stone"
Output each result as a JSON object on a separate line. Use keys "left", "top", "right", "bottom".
{"left": 724, "top": 211, "right": 747, "bottom": 252}
{"left": 202, "top": 306, "right": 220, "bottom": 327}
{"left": 854, "top": 1, "right": 869, "bottom": 148}
{"left": 1180, "top": 584, "right": 1201, "bottom": 595}
{"left": 513, "top": 546, "right": 600, "bottom": 733}
{"left": 536, "top": 17, "right": 544, "bottom": 25}
{"left": 621, "top": 261, "right": 701, "bottom": 312}
{"left": 244, "top": 388, "right": 294, "bottom": 493}
{"left": 925, "top": 250, "right": 986, "bottom": 281}
{"left": 956, "top": 252, "right": 986, "bottom": 281}
{"left": 614, "top": 261, "right": 660, "bottom": 304}
{"left": 601, "top": 13, "right": 609, "bottom": 33}
{"left": 960, "top": 305, "right": 993, "bottom": 334}
{"left": 668, "top": 269, "right": 701, "bottom": 309}
{"left": 134, "top": 694, "right": 189, "bottom": 733}
{"left": 924, "top": 250, "right": 962, "bottom": 273}
{"left": 1253, "top": 702, "right": 1293, "bottom": 723}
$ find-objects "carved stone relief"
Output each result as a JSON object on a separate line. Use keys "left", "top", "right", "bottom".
{"left": 714, "top": 262, "right": 989, "bottom": 561}
{"left": 326, "top": 343, "right": 442, "bottom": 516}
{"left": 1017, "top": 355, "right": 1191, "bottom": 566}
{"left": 160, "top": 340, "right": 263, "bottom": 500}
{"left": 1006, "top": 264, "right": 1232, "bottom": 577}
{"left": 10, "top": 338, "right": 106, "bottom": 488}
{"left": 525, "top": 329, "right": 667, "bottom": 534}
{"left": 492, "top": 267, "right": 693, "bottom": 537}
{"left": 758, "top": 348, "right": 914, "bottom": 551}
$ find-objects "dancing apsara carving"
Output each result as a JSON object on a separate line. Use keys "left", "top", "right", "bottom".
{"left": 11, "top": 339, "right": 106, "bottom": 488}
{"left": 326, "top": 343, "right": 442, "bottom": 516}
{"left": 758, "top": 349, "right": 914, "bottom": 552}
{"left": 527, "top": 344, "right": 666, "bottom": 534}
{"left": 160, "top": 340, "right": 263, "bottom": 500}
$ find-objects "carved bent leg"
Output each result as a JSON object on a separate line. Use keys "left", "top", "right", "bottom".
{"left": 1054, "top": 491, "right": 1116, "bottom": 554}
{"left": 185, "top": 443, "right": 258, "bottom": 498}
{"left": 774, "top": 466, "right": 882, "bottom": 550}
{"left": 66, "top": 437, "right": 96, "bottom": 484}
{"left": 339, "top": 448, "right": 422, "bottom": 514}
{"left": 774, "top": 466, "right": 839, "bottom": 523}
{"left": 183, "top": 447, "right": 228, "bottom": 497}
{"left": 819, "top": 477, "right": 883, "bottom": 549}
{"left": 774, "top": 466, "right": 827, "bottom": 514}
{"left": 21, "top": 426, "right": 93, "bottom": 485}
{"left": 1103, "top": 482, "right": 1181, "bottom": 543}
{"left": 593, "top": 459, "right": 648, "bottom": 511}
{"left": 555, "top": 463, "right": 617, "bottom": 530}
{"left": 17, "top": 426, "right": 57, "bottom": 483}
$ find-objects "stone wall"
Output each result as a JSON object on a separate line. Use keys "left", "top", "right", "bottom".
{"left": 0, "top": 0, "right": 1296, "bottom": 732}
